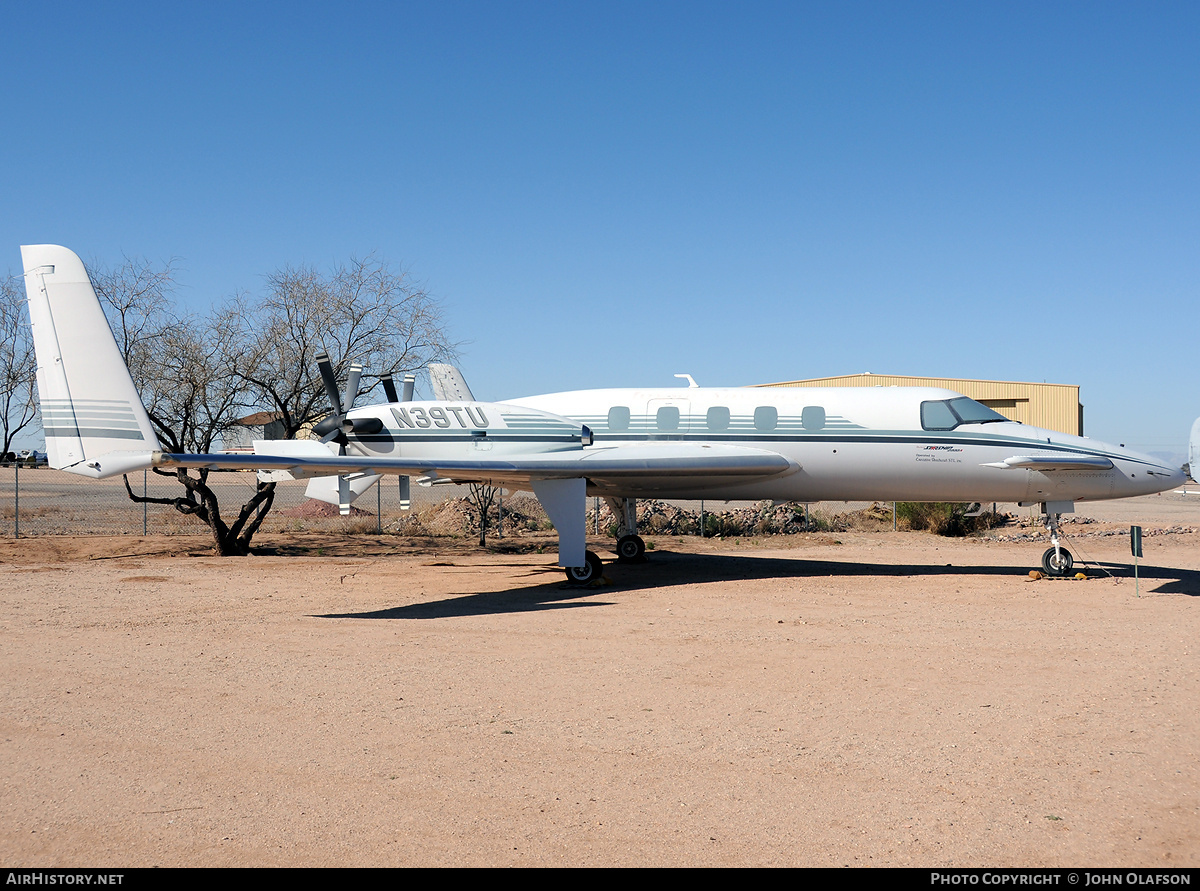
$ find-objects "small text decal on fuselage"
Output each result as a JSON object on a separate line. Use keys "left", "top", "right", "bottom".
{"left": 391, "top": 405, "right": 490, "bottom": 430}
{"left": 916, "top": 444, "right": 964, "bottom": 464}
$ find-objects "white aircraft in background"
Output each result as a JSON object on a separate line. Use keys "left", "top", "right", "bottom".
{"left": 21, "top": 244, "right": 1192, "bottom": 584}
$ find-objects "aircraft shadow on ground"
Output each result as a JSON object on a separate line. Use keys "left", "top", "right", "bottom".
{"left": 1090, "top": 561, "right": 1200, "bottom": 596}
{"left": 314, "top": 550, "right": 1199, "bottom": 620}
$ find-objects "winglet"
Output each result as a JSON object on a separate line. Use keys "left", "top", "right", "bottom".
{"left": 1189, "top": 418, "right": 1200, "bottom": 482}
{"left": 21, "top": 245, "right": 160, "bottom": 478}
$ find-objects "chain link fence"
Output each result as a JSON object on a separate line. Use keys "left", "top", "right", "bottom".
{"left": 0, "top": 466, "right": 899, "bottom": 540}
{"left": 0, "top": 466, "right": 458, "bottom": 537}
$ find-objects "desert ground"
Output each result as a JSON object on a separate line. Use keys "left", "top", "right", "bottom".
{"left": 2, "top": 492, "right": 1198, "bottom": 867}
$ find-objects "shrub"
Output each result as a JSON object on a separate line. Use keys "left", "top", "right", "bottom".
{"left": 896, "top": 502, "right": 1007, "bottom": 536}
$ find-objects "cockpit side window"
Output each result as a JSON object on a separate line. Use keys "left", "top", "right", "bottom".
{"left": 921, "top": 401, "right": 959, "bottom": 430}
{"left": 947, "top": 397, "right": 1007, "bottom": 424}
{"left": 921, "top": 398, "right": 1008, "bottom": 431}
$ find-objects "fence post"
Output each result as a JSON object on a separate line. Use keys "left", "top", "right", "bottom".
{"left": 143, "top": 470, "right": 148, "bottom": 535}
{"left": 13, "top": 459, "right": 18, "bottom": 539}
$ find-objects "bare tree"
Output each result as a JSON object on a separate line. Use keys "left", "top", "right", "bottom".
{"left": 92, "top": 258, "right": 251, "bottom": 453}
{"left": 235, "top": 256, "right": 456, "bottom": 438}
{"left": 467, "top": 483, "right": 500, "bottom": 546}
{"left": 0, "top": 276, "right": 40, "bottom": 458}
{"left": 92, "top": 257, "right": 272, "bottom": 556}
{"left": 87, "top": 253, "right": 455, "bottom": 556}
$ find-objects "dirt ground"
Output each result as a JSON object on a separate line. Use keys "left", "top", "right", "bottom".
{"left": 2, "top": 494, "right": 1198, "bottom": 867}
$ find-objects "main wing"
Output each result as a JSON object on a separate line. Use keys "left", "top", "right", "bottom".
{"left": 156, "top": 441, "right": 797, "bottom": 489}
{"left": 157, "top": 441, "right": 797, "bottom": 569}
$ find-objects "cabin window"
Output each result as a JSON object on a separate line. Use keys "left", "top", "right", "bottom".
{"left": 608, "top": 406, "right": 630, "bottom": 431}
{"left": 920, "top": 397, "right": 1008, "bottom": 431}
{"left": 706, "top": 406, "right": 730, "bottom": 431}
{"left": 656, "top": 406, "right": 680, "bottom": 431}
{"left": 801, "top": 405, "right": 825, "bottom": 431}
{"left": 754, "top": 406, "right": 778, "bottom": 431}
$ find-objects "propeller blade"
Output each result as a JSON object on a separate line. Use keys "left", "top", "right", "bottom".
{"left": 343, "top": 363, "right": 363, "bottom": 412}
{"left": 316, "top": 351, "right": 344, "bottom": 416}
{"left": 381, "top": 373, "right": 399, "bottom": 403}
{"left": 401, "top": 374, "right": 415, "bottom": 402}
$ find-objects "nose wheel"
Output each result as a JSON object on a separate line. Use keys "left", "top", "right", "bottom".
{"left": 1041, "top": 546, "right": 1074, "bottom": 577}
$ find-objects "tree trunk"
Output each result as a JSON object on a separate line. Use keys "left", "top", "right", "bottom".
{"left": 124, "top": 469, "right": 276, "bottom": 555}
{"left": 468, "top": 483, "right": 497, "bottom": 548}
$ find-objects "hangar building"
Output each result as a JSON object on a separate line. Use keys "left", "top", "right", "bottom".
{"left": 755, "top": 374, "right": 1083, "bottom": 437}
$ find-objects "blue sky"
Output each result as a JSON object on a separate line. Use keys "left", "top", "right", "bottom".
{"left": 4, "top": 2, "right": 1197, "bottom": 459}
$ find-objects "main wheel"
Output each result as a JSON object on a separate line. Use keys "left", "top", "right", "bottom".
{"left": 1041, "top": 546, "right": 1074, "bottom": 577}
{"left": 565, "top": 550, "right": 603, "bottom": 585}
{"left": 616, "top": 534, "right": 646, "bottom": 563}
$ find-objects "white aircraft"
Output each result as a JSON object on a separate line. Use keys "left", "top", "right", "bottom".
{"left": 21, "top": 244, "right": 1191, "bottom": 583}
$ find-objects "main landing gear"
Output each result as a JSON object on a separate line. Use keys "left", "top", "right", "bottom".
{"left": 564, "top": 496, "right": 645, "bottom": 584}
{"left": 617, "top": 534, "right": 646, "bottom": 562}
{"left": 565, "top": 551, "right": 603, "bottom": 585}
{"left": 1040, "top": 505, "right": 1074, "bottom": 577}
{"left": 607, "top": 496, "right": 646, "bottom": 563}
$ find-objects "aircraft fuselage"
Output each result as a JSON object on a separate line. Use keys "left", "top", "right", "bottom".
{"left": 500, "top": 386, "right": 1183, "bottom": 503}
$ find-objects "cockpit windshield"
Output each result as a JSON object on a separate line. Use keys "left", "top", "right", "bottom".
{"left": 920, "top": 397, "right": 1009, "bottom": 431}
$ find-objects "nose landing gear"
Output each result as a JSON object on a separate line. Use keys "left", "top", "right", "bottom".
{"left": 1039, "top": 503, "right": 1075, "bottom": 577}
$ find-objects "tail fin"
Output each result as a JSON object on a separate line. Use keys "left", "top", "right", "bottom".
{"left": 21, "top": 245, "right": 160, "bottom": 478}
{"left": 428, "top": 363, "right": 475, "bottom": 401}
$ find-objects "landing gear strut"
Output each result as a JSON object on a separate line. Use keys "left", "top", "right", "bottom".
{"left": 1040, "top": 507, "right": 1074, "bottom": 577}
{"left": 606, "top": 496, "right": 646, "bottom": 563}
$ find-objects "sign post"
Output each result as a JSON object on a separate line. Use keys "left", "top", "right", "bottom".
{"left": 1131, "top": 525, "right": 1143, "bottom": 597}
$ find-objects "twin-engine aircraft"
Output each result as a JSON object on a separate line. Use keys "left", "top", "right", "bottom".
{"left": 21, "top": 244, "right": 1191, "bottom": 583}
